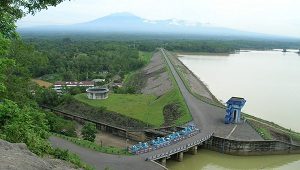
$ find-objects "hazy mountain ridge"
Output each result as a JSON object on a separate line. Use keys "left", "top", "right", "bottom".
{"left": 18, "top": 12, "right": 297, "bottom": 40}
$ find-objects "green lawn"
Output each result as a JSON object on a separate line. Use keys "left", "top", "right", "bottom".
{"left": 74, "top": 88, "right": 190, "bottom": 127}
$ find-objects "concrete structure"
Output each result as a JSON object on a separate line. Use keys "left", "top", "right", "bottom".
{"left": 204, "top": 136, "right": 300, "bottom": 155}
{"left": 86, "top": 87, "right": 109, "bottom": 100}
{"left": 225, "top": 97, "right": 246, "bottom": 124}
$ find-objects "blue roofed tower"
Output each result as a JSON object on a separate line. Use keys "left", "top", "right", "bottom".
{"left": 224, "top": 97, "right": 246, "bottom": 124}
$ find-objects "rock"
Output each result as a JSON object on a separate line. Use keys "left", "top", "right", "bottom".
{"left": 0, "top": 139, "right": 80, "bottom": 170}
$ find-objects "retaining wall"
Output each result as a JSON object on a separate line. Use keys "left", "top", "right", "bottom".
{"left": 204, "top": 136, "right": 300, "bottom": 155}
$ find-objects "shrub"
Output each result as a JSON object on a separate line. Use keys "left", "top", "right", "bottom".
{"left": 81, "top": 122, "right": 97, "bottom": 142}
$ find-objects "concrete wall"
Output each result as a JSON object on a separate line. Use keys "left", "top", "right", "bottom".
{"left": 204, "top": 136, "right": 300, "bottom": 155}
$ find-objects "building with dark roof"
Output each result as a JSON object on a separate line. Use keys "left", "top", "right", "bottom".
{"left": 54, "top": 81, "right": 95, "bottom": 87}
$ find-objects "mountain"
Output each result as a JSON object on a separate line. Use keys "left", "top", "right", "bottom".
{"left": 17, "top": 12, "right": 294, "bottom": 39}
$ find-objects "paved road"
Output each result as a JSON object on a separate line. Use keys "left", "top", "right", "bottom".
{"left": 49, "top": 136, "right": 165, "bottom": 170}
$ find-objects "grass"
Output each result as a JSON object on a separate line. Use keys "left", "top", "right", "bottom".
{"left": 123, "top": 51, "right": 152, "bottom": 84}
{"left": 139, "top": 51, "right": 152, "bottom": 64}
{"left": 161, "top": 53, "right": 192, "bottom": 125}
{"left": 75, "top": 88, "right": 190, "bottom": 127}
{"left": 74, "top": 50, "right": 191, "bottom": 127}
{"left": 32, "top": 79, "right": 53, "bottom": 88}
{"left": 256, "top": 127, "right": 273, "bottom": 140}
{"left": 53, "top": 133, "right": 131, "bottom": 155}
{"left": 246, "top": 114, "right": 300, "bottom": 143}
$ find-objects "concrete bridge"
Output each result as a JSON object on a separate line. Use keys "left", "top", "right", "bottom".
{"left": 141, "top": 132, "right": 213, "bottom": 166}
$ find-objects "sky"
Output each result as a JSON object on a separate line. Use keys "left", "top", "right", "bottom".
{"left": 17, "top": 0, "right": 300, "bottom": 37}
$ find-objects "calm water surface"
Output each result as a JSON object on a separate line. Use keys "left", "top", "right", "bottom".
{"left": 179, "top": 50, "right": 300, "bottom": 132}
{"left": 167, "top": 50, "right": 300, "bottom": 170}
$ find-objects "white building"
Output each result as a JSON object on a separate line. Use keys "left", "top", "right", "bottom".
{"left": 86, "top": 87, "right": 109, "bottom": 100}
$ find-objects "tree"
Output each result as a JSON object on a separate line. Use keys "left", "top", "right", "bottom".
{"left": 0, "top": 33, "right": 10, "bottom": 56}
{"left": 35, "top": 88, "right": 62, "bottom": 107}
{"left": 81, "top": 122, "right": 97, "bottom": 142}
{"left": 0, "top": 58, "right": 15, "bottom": 93}
{"left": 0, "top": 100, "right": 51, "bottom": 155}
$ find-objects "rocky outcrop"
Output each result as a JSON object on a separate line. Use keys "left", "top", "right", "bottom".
{"left": 0, "top": 139, "right": 80, "bottom": 170}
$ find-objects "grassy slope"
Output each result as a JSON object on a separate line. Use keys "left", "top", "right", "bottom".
{"left": 138, "top": 51, "right": 152, "bottom": 64}
{"left": 161, "top": 51, "right": 192, "bottom": 125}
{"left": 74, "top": 50, "right": 191, "bottom": 127}
{"left": 74, "top": 87, "right": 190, "bottom": 127}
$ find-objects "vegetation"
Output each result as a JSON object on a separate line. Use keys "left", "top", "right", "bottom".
{"left": 17, "top": 39, "right": 145, "bottom": 81}
{"left": 246, "top": 115, "right": 300, "bottom": 144}
{"left": 1, "top": 1, "right": 95, "bottom": 169}
{"left": 0, "top": 99, "right": 51, "bottom": 155}
{"left": 53, "top": 133, "right": 131, "bottom": 155}
{"left": 46, "top": 112, "right": 77, "bottom": 137}
{"left": 138, "top": 51, "right": 152, "bottom": 64}
{"left": 57, "top": 98, "right": 150, "bottom": 129}
{"left": 75, "top": 88, "right": 191, "bottom": 127}
{"left": 81, "top": 122, "right": 97, "bottom": 142}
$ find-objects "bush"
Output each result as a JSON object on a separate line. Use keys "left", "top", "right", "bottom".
{"left": 46, "top": 112, "right": 77, "bottom": 137}
{"left": 81, "top": 122, "right": 97, "bottom": 142}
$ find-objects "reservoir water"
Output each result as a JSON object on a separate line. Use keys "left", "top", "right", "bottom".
{"left": 167, "top": 50, "right": 300, "bottom": 170}
{"left": 168, "top": 149, "right": 300, "bottom": 170}
{"left": 179, "top": 50, "right": 300, "bottom": 132}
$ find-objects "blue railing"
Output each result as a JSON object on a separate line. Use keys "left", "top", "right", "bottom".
{"left": 129, "top": 125, "right": 200, "bottom": 155}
